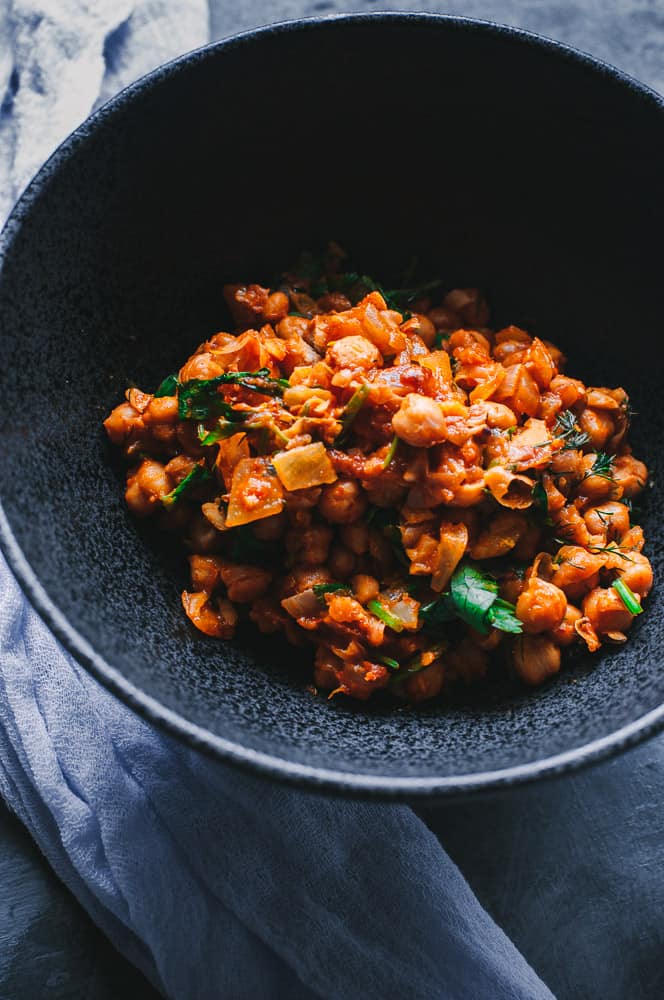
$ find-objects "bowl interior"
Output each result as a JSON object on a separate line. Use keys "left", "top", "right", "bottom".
{"left": 1, "top": 15, "right": 663, "bottom": 795}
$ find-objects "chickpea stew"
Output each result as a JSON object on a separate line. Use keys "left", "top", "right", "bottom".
{"left": 104, "top": 245, "right": 651, "bottom": 703}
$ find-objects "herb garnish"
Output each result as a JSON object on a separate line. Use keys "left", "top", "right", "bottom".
{"left": 582, "top": 452, "right": 616, "bottom": 482}
{"left": 367, "top": 599, "right": 406, "bottom": 632}
{"left": 154, "top": 373, "right": 178, "bottom": 398}
{"left": 553, "top": 409, "right": 590, "bottom": 451}
{"left": 178, "top": 368, "right": 288, "bottom": 420}
{"left": 382, "top": 434, "right": 399, "bottom": 470}
{"left": 612, "top": 578, "right": 643, "bottom": 616}
{"left": 161, "top": 464, "right": 211, "bottom": 508}
{"left": 421, "top": 563, "right": 523, "bottom": 635}
{"left": 336, "top": 384, "right": 370, "bottom": 444}
{"left": 312, "top": 582, "right": 352, "bottom": 604}
{"left": 531, "top": 481, "right": 552, "bottom": 524}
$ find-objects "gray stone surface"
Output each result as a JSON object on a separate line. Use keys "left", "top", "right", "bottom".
{"left": 1, "top": 3, "right": 663, "bottom": 999}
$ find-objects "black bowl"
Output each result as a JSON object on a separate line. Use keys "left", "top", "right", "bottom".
{"left": 1, "top": 13, "right": 663, "bottom": 799}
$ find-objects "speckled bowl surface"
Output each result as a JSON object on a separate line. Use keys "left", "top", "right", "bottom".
{"left": 1, "top": 13, "right": 663, "bottom": 799}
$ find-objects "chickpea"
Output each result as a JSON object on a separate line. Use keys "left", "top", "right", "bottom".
{"left": 328, "top": 545, "right": 356, "bottom": 579}
{"left": 368, "top": 528, "right": 393, "bottom": 574}
{"left": 314, "top": 645, "right": 342, "bottom": 691}
{"left": 551, "top": 546, "right": 604, "bottom": 600}
{"left": 292, "top": 565, "right": 333, "bottom": 592}
{"left": 583, "top": 501, "right": 630, "bottom": 541}
{"left": 403, "top": 661, "right": 445, "bottom": 703}
{"left": 613, "top": 453, "right": 648, "bottom": 498}
{"left": 184, "top": 514, "right": 222, "bottom": 553}
{"left": 583, "top": 587, "right": 634, "bottom": 635}
{"left": 549, "top": 375, "right": 586, "bottom": 409}
{"left": 443, "top": 288, "right": 489, "bottom": 327}
{"left": 317, "top": 292, "right": 353, "bottom": 313}
{"left": 164, "top": 454, "right": 197, "bottom": 483}
{"left": 482, "top": 401, "right": 517, "bottom": 430}
{"left": 285, "top": 524, "right": 333, "bottom": 566}
{"left": 318, "top": 479, "right": 367, "bottom": 524}
{"left": 350, "top": 573, "right": 380, "bottom": 604}
{"left": 252, "top": 512, "right": 287, "bottom": 541}
{"left": 616, "top": 552, "right": 653, "bottom": 599}
{"left": 189, "top": 554, "right": 224, "bottom": 592}
{"left": 550, "top": 448, "right": 583, "bottom": 478}
{"left": 516, "top": 578, "right": 567, "bottom": 633}
{"left": 263, "top": 291, "right": 290, "bottom": 323}
{"left": 276, "top": 315, "right": 310, "bottom": 340}
{"left": 404, "top": 313, "right": 436, "bottom": 348}
{"left": 340, "top": 520, "right": 369, "bottom": 555}
{"left": 446, "top": 638, "right": 488, "bottom": 684}
{"left": 392, "top": 394, "right": 447, "bottom": 448}
{"left": 143, "top": 395, "right": 179, "bottom": 425}
{"left": 578, "top": 453, "right": 621, "bottom": 501}
{"left": 179, "top": 351, "right": 224, "bottom": 382}
{"left": 578, "top": 407, "right": 614, "bottom": 451}
{"left": 104, "top": 402, "right": 145, "bottom": 445}
{"left": 219, "top": 562, "right": 272, "bottom": 603}
{"left": 326, "top": 335, "right": 382, "bottom": 371}
{"left": 125, "top": 459, "right": 172, "bottom": 516}
{"left": 548, "top": 603, "right": 582, "bottom": 646}
{"left": 427, "top": 305, "right": 461, "bottom": 332}
{"left": 512, "top": 635, "right": 561, "bottom": 686}
{"left": 176, "top": 421, "right": 206, "bottom": 458}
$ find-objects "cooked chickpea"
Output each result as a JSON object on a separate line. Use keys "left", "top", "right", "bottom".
{"left": 103, "top": 402, "right": 144, "bottom": 445}
{"left": 286, "top": 524, "right": 333, "bottom": 566}
{"left": 583, "top": 501, "right": 630, "bottom": 541}
{"left": 326, "top": 335, "right": 382, "bottom": 371}
{"left": 578, "top": 407, "right": 614, "bottom": 451}
{"left": 612, "top": 453, "right": 648, "bottom": 498}
{"left": 616, "top": 552, "right": 653, "bottom": 599}
{"left": 548, "top": 603, "right": 582, "bottom": 646}
{"left": 144, "top": 395, "right": 179, "bottom": 425}
{"left": 403, "top": 661, "right": 445, "bottom": 703}
{"left": 516, "top": 578, "right": 567, "bottom": 633}
{"left": 340, "top": 520, "right": 369, "bottom": 555}
{"left": 125, "top": 459, "right": 172, "bottom": 516}
{"left": 252, "top": 512, "right": 287, "bottom": 540}
{"left": 263, "top": 291, "right": 290, "bottom": 323}
{"left": 219, "top": 562, "right": 272, "bottom": 603}
{"left": 351, "top": 574, "right": 380, "bottom": 604}
{"left": 179, "top": 352, "right": 224, "bottom": 382}
{"left": 443, "top": 288, "right": 489, "bottom": 327}
{"left": 512, "top": 635, "right": 561, "bottom": 686}
{"left": 328, "top": 545, "right": 356, "bottom": 579}
{"left": 583, "top": 587, "right": 634, "bottom": 635}
{"left": 318, "top": 479, "right": 367, "bottom": 524}
{"left": 392, "top": 394, "right": 447, "bottom": 448}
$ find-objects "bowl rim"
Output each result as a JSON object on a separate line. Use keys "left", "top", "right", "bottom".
{"left": 1, "top": 10, "right": 663, "bottom": 800}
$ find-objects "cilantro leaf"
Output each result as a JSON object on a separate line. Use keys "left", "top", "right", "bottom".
{"left": 487, "top": 598, "right": 523, "bottom": 634}
{"left": 154, "top": 373, "right": 178, "bottom": 397}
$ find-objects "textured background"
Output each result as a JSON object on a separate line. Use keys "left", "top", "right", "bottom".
{"left": 1, "top": 2, "right": 663, "bottom": 998}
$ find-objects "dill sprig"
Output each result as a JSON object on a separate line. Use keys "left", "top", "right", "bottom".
{"left": 553, "top": 410, "right": 590, "bottom": 451}
{"left": 582, "top": 452, "right": 616, "bottom": 482}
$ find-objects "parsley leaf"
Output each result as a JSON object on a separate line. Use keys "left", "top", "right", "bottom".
{"left": 448, "top": 562, "right": 523, "bottom": 635}
{"left": 154, "top": 373, "right": 179, "bottom": 397}
{"left": 178, "top": 369, "right": 287, "bottom": 420}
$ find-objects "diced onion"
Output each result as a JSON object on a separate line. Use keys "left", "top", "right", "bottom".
{"left": 281, "top": 589, "right": 322, "bottom": 619}
{"left": 226, "top": 457, "right": 284, "bottom": 527}
{"left": 272, "top": 442, "right": 338, "bottom": 491}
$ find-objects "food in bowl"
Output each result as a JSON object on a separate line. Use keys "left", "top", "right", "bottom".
{"left": 104, "top": 245, "right": 651, "bottom": 703}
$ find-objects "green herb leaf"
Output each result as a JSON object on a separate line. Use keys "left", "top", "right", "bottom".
{"left": 612, "top": 578, "right": 643, "bottom": 615}
{"left": 197, "top": 421, "right": 244, "bottom": 446}
{"left": 582, "top": 452, "right": 616, "bottom": 482}
{"left": 448, "top": 562, "right": 522, "bottom": 635}
{"left": 487, "top": 598, "right": 523, "bottom": 634}
{"left": 449, "top": 563, "right": 498, "bottom": 634}
{"left": 377, "top": 655, "right": 400, "bottom": 671}
{"left": 553, "top": 409, "right": 590, "bottom": 451}
{"left": 434, "top": 331, "right": 450, "bottom": 349}
{"left": 419, "top": 595, "right": 457, "bottom": 628}
{"left": 161, "top": 464, "right": 211, "bottom": 508}
{"left": 367, "top": 599, "right": 405, "bottom": 632}
{"left": 154, "top": 373, "right": 178, "bottom": 397}
{"left": 178, "top": 369, "right": 288, "bottom": 420}
{"left": 312, "top": 582, "right": 352, "bottom": 604}
{"left": 382, "top": 434, "right": 399, "bottom": 470}
{"left": 336, "top": 384, "right": 370, "bottom": 444}
{"left": 532, "top": 481, "right": 553, "bottom": 525}
{"left": 389, "top": 644, "right": 446, "bottom": 685}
